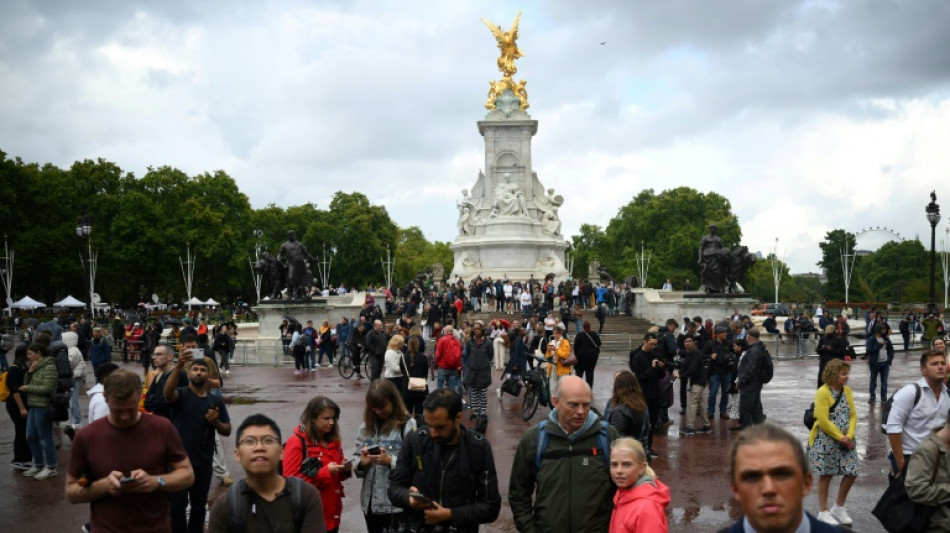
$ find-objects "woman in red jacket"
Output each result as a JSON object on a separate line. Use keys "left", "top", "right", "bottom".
{"left": 284, "top": 396, "right": 352, "bottom": 533}
{"left": 609, "top": 437, "right": 670, "bottom": 532}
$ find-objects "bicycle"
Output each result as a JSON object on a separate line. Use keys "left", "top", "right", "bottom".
{"left": 520, "top": 355, "right": 553, "bottom": 421}
{"left": 337, "top": 352, "right": 371, "bottom": 379}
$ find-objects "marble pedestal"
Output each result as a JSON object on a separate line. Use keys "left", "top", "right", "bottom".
{"left": 255, "top": 292, "right": 380, "bottom": 340}
{"left": 632, "top": 288, "right": 758, "bottom": 324}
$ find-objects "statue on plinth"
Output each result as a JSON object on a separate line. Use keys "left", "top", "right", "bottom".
{"left": 278, "top": 230, "right": 316, "bottom": 299}
{"left": 490, "top": 173, "right": 527, "bottom": 217}
{"left": 481, "top": 11, "right": 529, "bottom": 111}
{"left": 535, "top": 187, "right": 563, "bottom": 235}
{"left": 698, "top": 225, "right": 756, "bottom": 294}
{"left": 253, "top": 251, "right": 286, "bottom": 300}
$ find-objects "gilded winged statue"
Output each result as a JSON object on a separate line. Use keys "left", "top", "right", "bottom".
{"left": 481, "top": 11, "right": 523, "bottom": 77}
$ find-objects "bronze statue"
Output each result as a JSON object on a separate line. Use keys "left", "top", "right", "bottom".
{"left": 253, "top": 251, "right": 286, "bottom": 300}
{"left": 277, "top": 230, "right": 316, "bottom": 299}
{"left": 698, "top": 225, "right": 755, "bottom": 293}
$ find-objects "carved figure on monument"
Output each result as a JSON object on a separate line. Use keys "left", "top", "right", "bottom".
{"left": 457, "top": 189, "right": 478, "bottom": 235}
{"left": 278, "top": 230, "right": 316, "bottom": 299}
{"left": 253, "top": 251, "right": 286, "bottom": 300}
{"left": 536, "top": 248, "right": 565, "bottom": 273}
{"left": 534, "top": 188, "right": 564, "bottom": 235}
{"left": 431, "top": 262, "right": 445, "bottom": 282}
{"left": 698, "top": 225, "right": 756, "bottom": 294}
{"left": 491, "top": 173, "right": 527, "bottom": 217}
{"left": 481, "top": 11, "right": 529, "bottom": 111}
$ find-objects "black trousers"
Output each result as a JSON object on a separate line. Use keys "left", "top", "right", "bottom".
{"left": 364, "top": 511, "right": 406, "bottom": 533}
{"left": 5, "top": 400, "right": 31, "bottom": 463}
{"left": 645, "top": 396, "right": 660, "bottom": 451}
{"left": 368, "top": 354, "right": 383, "bottom": 381}
{"left": 739, "top": 388, "right": 765, "bottom": 429}
{"left": 170, "top": 461, "right": 212, "bottom": 533}
{"left": 574, "top": 362, "right": 595, "bottom": 388}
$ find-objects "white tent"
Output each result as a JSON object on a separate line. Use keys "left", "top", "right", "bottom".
{"left": 11, "top": 295, "right": 46, "bottom": 308}
{"left": 184, "top": 297, "right": 205, "bottom": 306}
{"left": 204, "top": 298, "right": 220, "bottom": 306}
{"left": 53, "top": 295, "right": 87, "bottom": 308}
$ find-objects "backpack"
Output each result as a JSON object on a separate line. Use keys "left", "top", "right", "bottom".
{"left": 0, "top": 370, "right": 9, "bottom": 402}
{"left": 294, "top": 334, "right": 312, "bottom": 349}
{"left": 228, "top": 477, "right": 306, "bottom": 533}
{"left": 880, "top": 384, "right": 922, "bottom": 434}
{"left": 758, "top": 347, "right": 774, "bottom": 384}
{"left": 535, "top": 419, "right": 611, "bottom": 471}
{"left": 50, "top": 341, "right": 72, "bottom": 392}
{"left": 1, "top": 334, "right": 14, "bottom": 351}
{"left": 439, "top": 337, "right": 461, "bottom": 369}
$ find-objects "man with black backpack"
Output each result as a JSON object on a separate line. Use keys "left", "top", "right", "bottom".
{"left": 208, "top": 414, "right": 325, "bottom": 533}
{"left": 736, "top": 329, "right": 771, "bottom": 429}
{"left": 389, "top": 388, "right": 501, "bottom": 532}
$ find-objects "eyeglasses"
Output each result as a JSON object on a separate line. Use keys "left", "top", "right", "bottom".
{"left": 237, "top": 436, "right": 281, "bottom": 448}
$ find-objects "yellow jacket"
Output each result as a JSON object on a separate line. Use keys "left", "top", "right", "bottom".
{"left": 546, "top": 337, "right": 573, "bottom": 377}
{"left": 808, "top": 384, "right": 856, "bottom": 447}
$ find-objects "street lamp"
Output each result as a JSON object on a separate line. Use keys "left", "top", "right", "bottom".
{"left": 926, "top": 191, "right": 941, "bottom": 315}
{"left": 180, "top": 243, "right": 196, "bottom": 310}
{"left": 75, "top": 210, "right": 98, "bottom": 316}
{"left": 318, "top": 244, "right": 335, "bottom": 289}
{"left": 380, "top": 245, "right": 394, "bottom": 289}
{"left": 770, "top": 238, "right": 783, "bottom": 304}
{"left": 0, "top": 234, "right": 14, "bottom": 315}
{"left": 840, "top": 239, "right": 857, "bottom": 307}
{"left": 636, "top": 242, "right": 651, "bottom": 288}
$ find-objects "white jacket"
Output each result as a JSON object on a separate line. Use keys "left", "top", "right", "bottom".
{"left": 62, "top": 331, "right": 86, "bottom": 378}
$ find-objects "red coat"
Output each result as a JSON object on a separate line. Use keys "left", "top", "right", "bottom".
{"left": 609, "top": 476, "right": 670, "bottom": 532}
{"left": 283, "top": 425, "right": 350, "bottom": 531}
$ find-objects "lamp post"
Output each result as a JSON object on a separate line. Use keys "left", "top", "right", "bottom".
{"left": 75, "top": 210, "right": 97, "bottom": 316}
{"left": 318, "top": 244, "right": 335, "bottom": 289}
{"left": 840, "top": 238, "right": 857, "bottom": 307}
{"left": 0, "top": 234, "right": 13, "bottom": 315}
{"left": 180, "top": 243, "right": 196, "bottom": 310}
{"left": 770, "top": 238, "right": 782, "bottom": 304}
{"left": 381, "top": 245, "right": 394, "bottom": 289}
{"left": 926, "top": 191, "right": 941, "bottom": 315}
{"left": 942, "top": 224, "right": 949, "bottom": 310}
{"left": 636, "top": 242, "right": 651, "bottom": 288}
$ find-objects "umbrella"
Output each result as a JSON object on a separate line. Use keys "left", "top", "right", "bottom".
{"left": 37, "top": 318, "right": 63, "bottom": 341}
{"left": 53, "top": 295, "right": 87, "bottom": 308}
{"left": 11, "top": 295, "right": 46, "bottom": 308}
{"left": 283, "top": 315, "right": 301, "bottom": 326}
{"left": 163, "top": 317, "right": 184, "bottom": 326}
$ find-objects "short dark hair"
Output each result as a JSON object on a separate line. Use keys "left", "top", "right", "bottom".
{"left": 33, "top": 334, "right": 51, "bottom": 347}
{"left": 423, "top": 388, "right": 463, "bottom": 419}
{"left": 729, "top": 423, "right": 809, "bottom": 481}
{"left": 27, "top": 343, "right": 49, "bottom": 357}
{"left": 236, "top": 413, "right": 282, "bottom": 443}
{"left": 103, "top": 369, "right": 142, "bottom": 401}
{"left": 190, "top": 357, "right": 209, "bottom": 369}
{"left": 921, "top": 349, "right": 946, "bottom": 367}
{"left": 96, "top": 362, "right": 120, "bottom": 384}
{"left": 180, "top": 332, "right": 198, "bottom": 344}
{"left": 642, "top": 333, "right": 658, "bottom": 342}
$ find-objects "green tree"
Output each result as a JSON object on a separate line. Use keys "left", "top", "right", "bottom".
{"left": 854, "top": 240, "right": 928, "bottom": 303}
{"left": 817, "top": 229, "right": 858, "bottom": 301}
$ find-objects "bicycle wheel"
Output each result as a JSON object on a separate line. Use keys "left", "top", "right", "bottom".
{"left": 521, "top": 384, "right": 539, "bottom": 421}
{"left": 362, "top": 357, "right": 372, "bottom": 378}
{"left": 337, "top": 354, "right": 355, "bottom": 379}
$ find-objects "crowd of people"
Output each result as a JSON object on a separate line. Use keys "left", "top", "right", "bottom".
{"left": 6, "top": 290, "right": 950, "bottom": 532}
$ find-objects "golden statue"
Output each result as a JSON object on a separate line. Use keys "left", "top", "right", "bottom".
{"left": 481, "top": 11, "right": 529, "bottom": 111}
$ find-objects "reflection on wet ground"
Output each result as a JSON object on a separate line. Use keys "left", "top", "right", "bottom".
{"left": 1, "top": 350, "right": 917, "bottom": 531}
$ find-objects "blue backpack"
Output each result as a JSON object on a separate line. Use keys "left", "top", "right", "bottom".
{"left": 535, "top": 419, "right": 611, "bottom": 470}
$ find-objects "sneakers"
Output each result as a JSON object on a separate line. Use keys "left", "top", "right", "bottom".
{"left": 830, "top": 504, "right": 852, "bottom": 525}
{"left": 22, "top": 466, "right": 40, "bottom": 477}
{"left": 646, "top": 449, "right": 660, "bottom": 458}
{"left": 355, "top": 373, "right": 364, "bottom": 379}
{"left": 679, "top": 427, "right": 695, "bottom": 437}
{"left": 698, "top": 425, "right": 713, "bottom": 434}
{"left": 496, "top": 388, "right": 503, "bottom": 399}
{"left": 816, "top": 510, "right": 839, "bottom": 525}
{"left": 294, "top": 370, "right": 302, "bottom": 375}
{"left": 310, "top": 368, "right": 316, "bottom": 373}
{"left": 10, "top": 461, "right": 30, "bottom": 471}
{"left": 225, "top": 370, "right": 231, "bottom": 376}
{"left": 34, "top": 467, "right": 57, "bottom": 480}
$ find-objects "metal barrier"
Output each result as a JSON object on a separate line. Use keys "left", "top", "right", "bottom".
{"left": 764, "top": 331, "right": 933, "bottom": 360}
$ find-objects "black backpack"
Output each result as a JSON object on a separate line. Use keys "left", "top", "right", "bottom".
{"left": 50, "top": 341, "right": 72, "bottom": 392}
{"left": 228, "top": 477, "right": 305, "bottom": 533}
{"left": 758, "top": 347, "right": 774, "bottom": 384}
{"left": 881, "top": 384, "right": 922, "bottom": 434}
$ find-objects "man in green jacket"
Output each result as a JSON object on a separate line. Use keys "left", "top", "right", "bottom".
{"left": 509, "top": 376, "right": 619, "bottom": 533}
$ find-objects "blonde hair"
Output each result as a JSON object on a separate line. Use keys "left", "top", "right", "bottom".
{"left": 387, "top": 334, "right": 405, "bottom": 351}
{"left": 610, "top": 437, "right": 655, "bottom": 478}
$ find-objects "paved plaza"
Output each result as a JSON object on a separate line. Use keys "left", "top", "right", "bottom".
{"left": 1, "top": 349, "right": 923, "bottom": 532}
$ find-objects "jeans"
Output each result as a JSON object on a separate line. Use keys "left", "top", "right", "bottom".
{"left": 739, "top": 388, "right": 765, "bottom": 428}
{"left": 574, "top": 319, "right": 583, "bottom": 336}
{"left": 707, "top": 373, "right": 731, "bottom": 415}
{"left": 308, "top": 349, "right": 317, "bottom": 369}
{"left": 470, "top": 296, "right": 480, "bottom": 312}
{"left": 170, "top": 462, "right": 212, "bottom": 533}
{"left": 70, "top": 376, "right": 83, "bottom": 426}
{"left": 869, "top": 363, "right": 890, "bottom": 400}
{"left": 437, "top": 368, "right": 460, "bottom": 392}
{"left": 26, "top": 406, "right": 56, "bottom": 468}
{"left": 318, "top": 343, "right": 334, "bottom": 365}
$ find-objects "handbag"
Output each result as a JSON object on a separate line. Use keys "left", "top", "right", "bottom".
{"left": 400, "top": 354, "right": 427, "bottom": 392}
{"left": 872, "top": 455, "right": 940, "bottom": 533}
{"left": 803, "top": 388, "right": 843, "bottom": 429}
{"left": 561, "top": 340, "right": 577, "bottom": 366}
{"left": 501, "top": 376, "right": 523, "bottom": 396}
{"left": 49, "top": 391, "right": 69, "bottom": 422}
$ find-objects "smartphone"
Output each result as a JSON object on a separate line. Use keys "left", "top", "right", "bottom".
{"left": 409, "top": 491, "right": 435, "bottom": 507}
{"left": 193, "top": 348, "right": 204, "bottom": 358}
{"left": 343, "top": 458, "right": 355, "bottom": 467}
{"left": 367, "top": 445, "right": 382, "bottom": 455}
{"left": 119, "top": 476, "right": 135, "bottom": 485}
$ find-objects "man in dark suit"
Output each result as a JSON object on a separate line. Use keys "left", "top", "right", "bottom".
{"left": 719, "top": 424, "right": 843, "bottom": 533}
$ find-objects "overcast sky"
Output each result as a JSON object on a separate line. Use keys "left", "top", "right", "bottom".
{"left": 3, "top": 0, "right": 950, "bottom": 274}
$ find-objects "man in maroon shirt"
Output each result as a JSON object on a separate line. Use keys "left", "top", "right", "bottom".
{"left": 66, "top": 369, "right": 194, "bottom": 532}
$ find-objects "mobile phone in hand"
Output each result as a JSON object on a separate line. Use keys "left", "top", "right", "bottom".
{"left": 409, "top": 491, "right": 435, "bottom": 507}
{"left": 367, "top": 445, "right": 382, "bottom": 455}
{"left": 119, "top": 476, "right": 135, "bottom": 485}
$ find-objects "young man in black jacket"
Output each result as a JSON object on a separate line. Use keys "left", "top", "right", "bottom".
{"left": 679, "top": 336, "right": 711, "bottom": 436}
{"left": 389, "top": 388, "right": 500, "bottom": 532}
{"left": 705, "top": 324, "right": 734, "bottom": 420}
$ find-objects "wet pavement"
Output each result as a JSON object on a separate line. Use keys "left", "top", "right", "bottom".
{"left": 1, "top": 350, "right": 923, "bottom": 532}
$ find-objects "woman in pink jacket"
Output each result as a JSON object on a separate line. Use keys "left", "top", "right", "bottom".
{"left": 609, "top": 437, "right": 670, "bottom": 532}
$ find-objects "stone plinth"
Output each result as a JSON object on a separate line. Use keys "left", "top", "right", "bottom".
{"left": 632, "top": 288, "right": 758, "bottom": 324}
{"left": 255, "top": 292, "right": 380, "bottom": 340}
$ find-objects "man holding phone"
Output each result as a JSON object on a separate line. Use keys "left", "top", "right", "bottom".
{"left": 389, "top": 388, "right": 501, "bottom": 532}
{"left": 66, "top": 369, "right": 194, "bottom": 532}
{"left": 165, "top": 350, "right": 231, "bottom": 533}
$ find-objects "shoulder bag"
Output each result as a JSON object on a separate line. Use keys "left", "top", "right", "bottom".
{"left": 872, "top": 454, "right": 940, "bottom": 533}
{"left": 400, "top": 354, "right": 427, "bottom": 392}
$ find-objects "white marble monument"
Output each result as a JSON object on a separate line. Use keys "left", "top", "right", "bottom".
{"left": 450, "top": 12, "right": 569, "bottom": 282}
